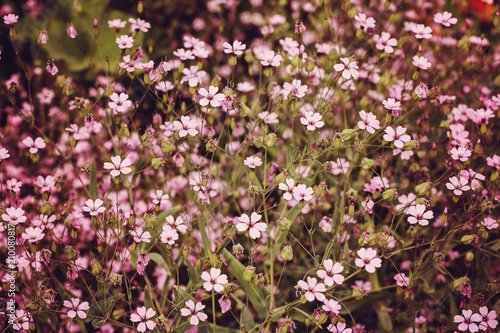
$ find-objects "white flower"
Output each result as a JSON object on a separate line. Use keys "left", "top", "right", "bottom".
{"left": 103, "top": 156, "right": 133, "bottom": 177}
{"left": 300, "top": 111, "right": 324, "bottom": 131}
{"left": 334, "top": 57, "right": 359, "bottom": 80}
{"left": 236, "top": 212, "right": 267, "bottom": 239}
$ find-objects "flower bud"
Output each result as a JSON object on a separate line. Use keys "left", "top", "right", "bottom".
{"left": 243, "top": 265, "right": 255, "bottom": 282}
{"left": 280, "top": 245, "right": 294, "bottom": 261}
{"left": 67, "top": 24, "right": 78, "bottom": 39}
{"left": 39, "top": 30, "right": 48, "bottom": 45}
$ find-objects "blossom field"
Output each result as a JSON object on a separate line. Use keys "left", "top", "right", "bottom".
{"left": 1, "top": 0, "right": 500, "bottom": 332}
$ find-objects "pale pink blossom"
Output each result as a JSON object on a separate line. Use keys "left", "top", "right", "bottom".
{"left": 317, "top": 259, "right": 344, "bottom": 286}
{"left": 109, "top": 92, "right": 132, "bottom": 113}
{"left": 82, "top": 199, "right": 106, "bottom": 216}
{"left": 412, "top": 24, "right": 433, "bottom": 39}
{"left": 180, "top": 300, "right": 208, "bottom": 326}
{"left": 173, "top": 116, "right": 199, "bottom": 137}
{"left": 198, "top": 86, "right": 225, "bottom": 107}
{"left": 383, "top": 126, "right": 411, "bottom": 148}
{"left": 278, "top": 178, "right": 295, "bottom": 201}
{"left": 150, "top": 190, "right": 170, "bottom": 206}
{"left": 454, "top": 309, "right": 482, "bottom": 332}
{"left": 130, "top": 306, "right": 156, "bottom": 332}
{"left": 103, "top": 156, "right": 133, "bottom": 177}
{"left": 394, "top": 272, "right": 410, "bottom": 287}
{"left": 236, "top": 212, "right": 267, "bottom": 239}
{"left": 434, "top": 12, "right": 458, "bottom": 27}
{"left": 165, "top": 216, "right": 188, "bottom": 234}
{"left": 3, "top": 14, "right": 19, "bottom": 25}
{"left": 67, "top": 24, "right": 77, "bottom": 39}
{"left": 358, "top": 110, "right": 380, "bottom": 134}
{"left": 322, "top": 299, "right": 341, "bottom": 315}
{"left": 259, "top": 50, "right": 283, "bottom": 67}
{"left": 129, "top": 18, "right": 151, "bottom": 33}
{"left": 2, "top": 207, "right": 27, "bottom": 225}
{"left": 244, "top": 156, "right": 262, "bottom": 170}
{"left": 223, "top": 40, "right": 246, "bottom": 55}
{"left": 297, "top": 276, "right": 327, "bottom": 302}
{"left": 22, "top": 227, "right": 45, "bottom": 243}
{"left": 292, "top": 184, "right": 314, "bottom": 202}
{"left": 160, "top": 227, "right": 179, "bottom": 245}
{"left": 446, "top": 176, "right": 470, "bottom": 196}
{"left": 355, "top": 248, "right": 382, "bottom": 273}
{"left": 201, "top": 267, "right": 228, "bottom": 292}
{"left": 23, "top": 136, "right": 46, "bottom": 154}
{"left": 327, "top": 322, "right": 352, "bottom": 333}
{"left": 478, "top": 306, "right": 498, "bottom": 331}
{"left": 130, "top": 227, "right": 152, "bottom": 243}
{"left": 116, "top": 35, "right": 134, "bottom": 49}
{"left": 334, "top": 57, "right": 359, "bottom": 80}
{"left": 450, "top": 147, "right": 472, "bottom": 162}
{"left": 64, "top": 298, "right": 90, "bottom": 319}
{"left": 382, "top": 98, "right": 402, "bottom": 116}
{"left": 407, "top": 204, "right": 433, "bottom": 226}
{"left": 374, "top": 32, "right": 397, "bottom": 53}
{"left": 300, "top": 111, "right": 324, "bottom": 131}
{"left": 412, "top": 56, "right": 431, "bottom": 70}
{"left": 481, "top": 217, "right": 498, "bottom": 230}
{"left": 283, "top": 79, "right": 308, "bottom": 99}
{"left": 354, "top": 13, "right": 375, "bottom": 32}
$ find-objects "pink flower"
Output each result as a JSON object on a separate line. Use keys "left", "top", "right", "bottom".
{"left": 470, "top": 108, "right": 494, "bottom": 125}
{"left": 354, "top": 13, "right": 375, "bottom": 32}
{"left": 412, "top": 24, "right": 433, "bottom": 39}
{"left": 82, "top": 198, "right": 106, "bottom": 216}
{"left": 334, "top": 57, "right": 359, "bottom": 80}
{"left": 355, "top": 248, "right": 382, "bottom": 273}
{"left": 297, "top": 276, "right": 327, "bottom": 302}
{"left": 382, "top": 98, "right": 402, "bottom": 116}
{"left": 300, "top": 111, "right": 324, "bottom": 131}
{"left": 407, "top": 204, "right": 433, "bottom": 226}
{"left": 67, "top": 24, "right": 77, "bottom": 39}
{"left": 283, "top": 79, "right": 308, "bottom": 100}
{"left": 23, "top": 136, "right": 46, "bottom": 154}
{"left": 39, "top": 30, "right": 48, "bottom": 44}
{"left": 130, "top": 227, "right": 152, "bottom": 243}
{"left": 292, "top": 184, "right": 314, "bottom": 202}
{"left": 218, "top": 295, "right": 231, "bottom": 313}
{"left": 361, "top": 199, "right": 374, "bottom": 214}
{"left": 173, "top": 116, "right": 198, "bottom": 137}
{"left": 278, "top": 178, "right": 295, "bottom": 201}
{"left": 322, "top": 299, "right": 341, "bottom": 315}
{"left": 173, "top": 48, "right": 195, "bottom": 61}
{"left": 415, "top": 83, "right": 429, "bottom": 98}
{"left": 109, "top": 92, "right": 132, "bottom": 113}
{"left": 394, "top": 272, "right": 410, "bottom": 287}
{"left": 6, "top": 178, "right": 22, "bottom": 192}
{"left": 434, "top": 12, "right": 458, "bottom": 27}
{"left": 223, "top": 40, "right": 246, "bottom": 55}
{"left": 181, "top": 66, "right": 206, "bottom": 87}
{"left": 129, "top": 18, "right": 151, "bottom": 33}
{"left": 116, "top": 35, "right": 134, "bottom": 49}
{"left": 108, "top": 19, "right": 127, "bottom": 31}
{"left": 2, "top": 207, "right": 27, "bottom": 225}
{"left": 478, "top": 306, "right": 498, "bottom": 331}
{"left": 481, "top": 217, "right": 498, "bottom": 230}
{"left": 64, "top": 298, "right": 90, "bottom": 319}
{"left": 198, "top": 86, "right": 225, "bottom": 107}
{"left": 21, "top": 227, "right": 45, "bottom": 243}
{"left": 104, "top": 156, "right": 133, "bottom": 177}
{"left": 450, "top": 147, "right": 472, "bottom": 162}
{"left": 130, "top": 306, "right": 157, "bottom": 332}
{"left": 0, "top": 148, "right": 10, "bottom": 161}
{"left": 395, "top": 193, "right": 417, "bottom": 214}
{"left": 358, "top": 110, "right": 380, "bottom": 134}
{"left": 327, "top": 322, "right": 352, "bottom": 333}
{"left": 328, "top": 158, "right": 350, "bottom": 175}
{"left": 383, "top": 126, "right": 411, "bottom": 148}
{"left": 201, "top": 267, "right": 228, "bottom": 292}
{"left": 244, "top": 156, "right": 262, "bottom": 170}
{"left": 46, "top": 60, "right": 58, "bottom": 75}
{"left": 165, "top": 216, "right": 187, "bottom": 234}
{"left": 150, "top": 190, "right": 170, "bottom": 206}
{"left": 446, "top": 176, "right": 470, "bottom": 196}
{"left": 454, "top": 309, "right": 482, "bottom": 332}
{"left": 259, "top": 50, "right": 283, "bottom": 67}
{"left": 317, "top": 259, "right": 345, "bottom": 286}
{"left": 3, "top": 13, "right": 19, "bottom": 25}
{"left": 180, "top": 300, "right": 208, "bottom": 326}
{"left": 236, "top": 212, "right": 267, "bottom": 239}
{"left": 374, "top": 32, "right": 397, "bottom": 53}
{"left": 412, "top": 56, "right": 431, "bottom": 70}
{"left": 160, "top": 227, "right": 179, "bottom": 245}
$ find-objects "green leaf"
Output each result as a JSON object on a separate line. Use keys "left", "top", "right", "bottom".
{"left": 90, "top": 157, "right": 98, "bottom": 200}
{"left": 240, "top": 305, "right": 256, "bottom": 331}
{"left": 223, "top": 249, "right": 269, "bottom": 319}
{"left": 148, "top": 253, "right": 171, "bottom": 275}
{"left": 199, "top": 217, "right": 212, "bottom": 259}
